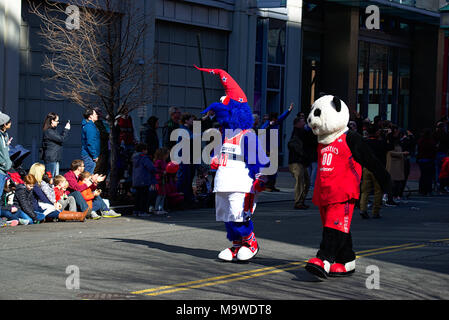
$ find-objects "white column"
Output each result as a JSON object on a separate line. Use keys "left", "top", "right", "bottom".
{"left": 282, "top": 0, "right": 302, "bottom": 167}
{"left": 228, "top": 0, "right": 258, "bottom": 107}
{"left": 0, "top": 0, "right": 21, "bottom": 140}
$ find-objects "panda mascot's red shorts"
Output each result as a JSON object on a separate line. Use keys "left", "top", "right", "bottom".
{"left": 320, "top": 200, "right": 357, "bottom": 234}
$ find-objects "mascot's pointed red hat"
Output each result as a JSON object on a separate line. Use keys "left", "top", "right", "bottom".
{"left": 194, "top": 65, "right": 247, "bottom": 105}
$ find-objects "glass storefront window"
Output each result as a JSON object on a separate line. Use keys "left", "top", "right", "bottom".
{"left": 267, "top": 65, "right": 280, "bottom": 89}
{"left": 359, "top": 9, "right": 414, "bottom": 38}
{"left": 256, "top": 19, "right": 264, "bottom": 63}
{"left": 357, "top": 41, "right": 411, "bottom": 128}
{"left": 398, "top": 48, "right": 411, "bottom": 128}
{"left": 254, "top": 17, "right": 287, "bottom": 161}
{"left": 302, "top": 31, "right": 322, "bottom": 114}
{"left": 268, "top": 19, "right": 286, "bottom": 64}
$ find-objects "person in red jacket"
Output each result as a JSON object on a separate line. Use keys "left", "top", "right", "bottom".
{"left": 63, "top": 159, "right": 106, "bottom": 219}
{"left": 438, "top": 154, "right": 449, "bottom": 192}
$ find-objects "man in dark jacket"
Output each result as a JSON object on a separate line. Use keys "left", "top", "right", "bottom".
{"left": 288, "top": 117, "right": 311, "bottom": 210}
{"left": 359, "top": 124, "right": 394, "bottom": 218}
{"left": 81, "top": 109, "right": 101, "bottom": 174}
{"left": 93, "top": 108, "right": 110, "bottom": 178}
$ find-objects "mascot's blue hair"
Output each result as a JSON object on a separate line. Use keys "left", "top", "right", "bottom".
{"left": 202, "top": 99, "right": 253, "bottom": 131}
{"left": 195, "top": 65, "right": 268, "bottom": 180}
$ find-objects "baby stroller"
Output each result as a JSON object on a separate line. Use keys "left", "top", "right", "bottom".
{"left": 7, "top": 144, "right": 31, "bottom": 183}
{"left": 193, "top": 164, "right": 214, "bottom": 208}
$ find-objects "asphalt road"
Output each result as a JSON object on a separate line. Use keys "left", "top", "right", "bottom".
{"left": 1, "top": 191, "right": 448, "bottom": 302}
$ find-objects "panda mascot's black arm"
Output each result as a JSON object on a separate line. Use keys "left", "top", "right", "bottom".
{"left": 346, "top": 130, "right": 393, "bottom": 194}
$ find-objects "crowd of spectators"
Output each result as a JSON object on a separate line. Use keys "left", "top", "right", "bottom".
{"left": 287, "top": 110, "right": 449, "bottom": 219}
{"left": 2, "top": 104, "right": 449, "bottom": 227}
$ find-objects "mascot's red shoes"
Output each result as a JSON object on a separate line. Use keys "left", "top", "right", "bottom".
{"left": 236, "top": 232, "right": 259, "bottom": 261}
{"left": 218, "top": 240, "right": 242, "bottom": 262}
{"left": 305, "top": 258, "right": 331, "bottom": 278}
{"left": 305, "top": 257, "right": 356, "bottom": 278}
{"left": 328, "top": 261, "right": 355, "bottom": 277}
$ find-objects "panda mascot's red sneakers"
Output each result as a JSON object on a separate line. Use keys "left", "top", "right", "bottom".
{"left": 305, "top": 257, "right": 331, "bottom": 278}
{"left": 329, "top": 260, "right": 356, "bottom": 277}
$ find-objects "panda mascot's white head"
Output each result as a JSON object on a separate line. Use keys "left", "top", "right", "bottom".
{"left": 307, "top": 95, "right": 350, "bottom": 145}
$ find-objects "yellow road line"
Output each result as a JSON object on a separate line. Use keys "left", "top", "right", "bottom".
{"left": 144, "top": 264, "right": 305, "bottom": 296}
{"left": 356, "top": 244, "right": 427, "bottom": 258}
{"left": 132, "top": 261, "right": 304, "bottom": 295}
{"left": 132, "top": 239, "right": 445, "bottom": 297}
{"left": 356, "top": 242, "right": 419, "bottom": 254}
{"left": 429, "top": 238, "right": 449, "bottom": 242}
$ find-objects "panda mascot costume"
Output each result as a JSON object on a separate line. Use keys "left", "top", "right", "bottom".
{"left": 194, "top": 65, "right": 270, "bottom": 262}
{"left": 305, "top": 95, "right": 392, "bottom": 278}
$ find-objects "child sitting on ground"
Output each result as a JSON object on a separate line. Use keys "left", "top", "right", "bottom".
{"left": 78, "top": 171, "right": 121, "bottom": 218}
{"left": 14, "top": 174, "right": 46, "bottom": 224}
{"left": 0, "top": 179, "right": 25, "bottom": 226}
{"left": 53, "top": 175, "right": 78, "bottom": 212}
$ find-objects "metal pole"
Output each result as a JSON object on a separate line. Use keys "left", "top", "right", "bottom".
{"left": 196, "top": 33, "right": 208, "bottom": 108}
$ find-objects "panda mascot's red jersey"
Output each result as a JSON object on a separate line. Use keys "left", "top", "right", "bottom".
{"left": 305, "top": 95, "right": 392, "bottom": 279}
{"left": 314, "top": 133, "right": 362, "bottom": 207}
{"left": 313, "top": 132, "right": 362, "bottom": 234}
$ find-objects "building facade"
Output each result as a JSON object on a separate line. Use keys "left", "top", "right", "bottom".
{"left": 301, "top": 0, "right": 446, "bottom": 135}
{"left": 0, "top": 0, "right": 446, "bottom": 170}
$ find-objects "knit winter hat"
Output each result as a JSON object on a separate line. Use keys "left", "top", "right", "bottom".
{"left": 0, "top": 112, "right": 10, "bottom": 126}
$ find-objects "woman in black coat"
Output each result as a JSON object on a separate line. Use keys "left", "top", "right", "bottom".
{"left": 41, "top": 112, "right": 70, "bottom": 177}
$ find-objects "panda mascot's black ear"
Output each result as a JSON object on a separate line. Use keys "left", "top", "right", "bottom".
{"left": 332, "top": 96, "right": 341, "bottom": 112}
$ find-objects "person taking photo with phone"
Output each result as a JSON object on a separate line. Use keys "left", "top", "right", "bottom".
{"left": 41, "top": 112, "right": 71, "bottom": 177}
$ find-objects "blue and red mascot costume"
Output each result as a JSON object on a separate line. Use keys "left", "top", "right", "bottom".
{"left": 195, "top": 65, "right": 270, "bottom": 262}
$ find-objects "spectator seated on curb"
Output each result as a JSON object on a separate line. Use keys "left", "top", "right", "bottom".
{"left": 78, "top": 171, "right": 121, "bottom": 218}
{"left": 64, "top": 159, "right": 102, "bottom": 219}
{"left": 13, "top": 174, "right": 46, "bottom": 224}
{"left": 0, "top": 178, "right": 28, "bottom": 226}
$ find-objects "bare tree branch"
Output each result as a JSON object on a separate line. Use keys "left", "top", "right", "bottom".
{"left": 28, "top": 0, "right": 155, "bottom": 195}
